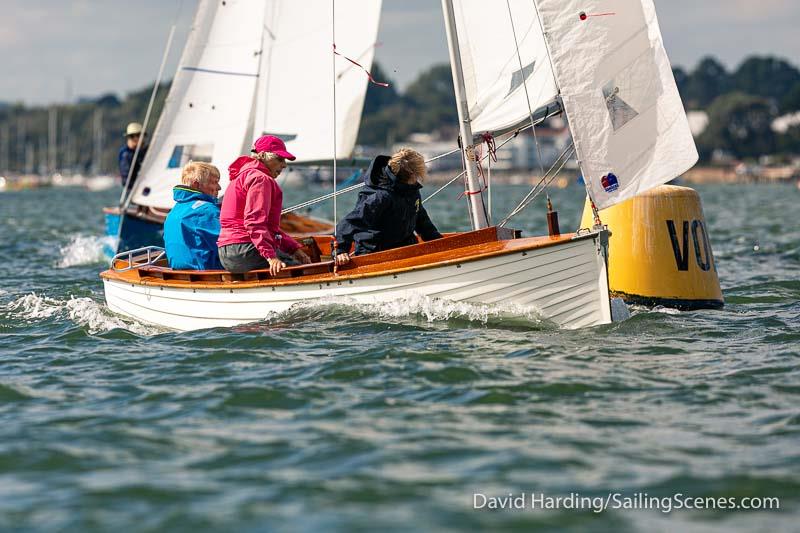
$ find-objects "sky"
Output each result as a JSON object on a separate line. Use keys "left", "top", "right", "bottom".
{"left": 1, "top": 0, "right": 799, "bottom": 106}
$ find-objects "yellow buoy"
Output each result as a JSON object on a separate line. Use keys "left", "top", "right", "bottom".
{"left": 579, "top": 185, "right": 723, "bottom": 310}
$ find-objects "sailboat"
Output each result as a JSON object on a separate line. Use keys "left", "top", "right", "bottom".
{"left": 101, "top": 0, "right": 697, "bottom": 331}
{"left": 107, "top": 0, "right": 382, "bottom": 252}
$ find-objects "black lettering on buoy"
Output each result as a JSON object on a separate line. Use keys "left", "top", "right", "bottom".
{"left": 666, "top": 220, "right": 689, "bottom": 271}
{"left": 692, "top": 220, "right": 711, "bottom": 272}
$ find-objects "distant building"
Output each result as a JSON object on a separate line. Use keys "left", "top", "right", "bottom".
{"left": 687, "top": 111, "right": 709, "bottom": 137}
{"left": 772, "top": 112, "right": 800, "bottom": 134}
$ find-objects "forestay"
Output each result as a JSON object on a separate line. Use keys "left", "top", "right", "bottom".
{"left": 535, "top": 0, "right": 698, "bottom": 210}
{"left": 132, "top": 0, "right": 266, "bottom": 209}
{"left": 255, "top": 0, "right": 382, "bottom": 163}
{"left": 451, "top": 0, "right": 558, "bottom": 136}
{"left": 132, "top": 0, "right": 382, "bottom": 210}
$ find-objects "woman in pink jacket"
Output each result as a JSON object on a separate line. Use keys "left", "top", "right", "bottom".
{"left": 217, "top": 135, "right": 311, "bottom": 275}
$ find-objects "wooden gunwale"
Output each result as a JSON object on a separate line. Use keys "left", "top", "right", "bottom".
{"left": 100, "top": 228, "right": 593, "bottom": 290}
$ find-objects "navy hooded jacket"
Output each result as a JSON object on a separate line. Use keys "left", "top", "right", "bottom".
{"left": 335, "top": 155, "right": 442, "bottom": 255}
{"left": 118, "top": 144, "right": 147, "bottom": 189}
{"left": 163, "top": 186, "right": 223, "bottom": 270}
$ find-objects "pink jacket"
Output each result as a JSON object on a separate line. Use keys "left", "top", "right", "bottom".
{"left": 217, "top": 156, "right": 301, "bottom": 259}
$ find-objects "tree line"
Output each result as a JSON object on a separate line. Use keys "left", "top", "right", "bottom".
{"left": 2, "top": 54, "right": 799, "bottom": 175}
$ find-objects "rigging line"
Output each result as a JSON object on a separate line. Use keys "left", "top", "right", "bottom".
{"left": 282, "top": 182, "right": 364, "bottom": 214}
{"left": 425, "top": 122, "right": 539, "bottom": 205}
{"left": 180, "top": 66, "right": 258, "bottom": 77}
{"left": 501, "top": 142, "right": 574, "bottom": 221}
{"left": 515, "top": 148, "right": 573, "bottom": 215}
{"left": 499, "top": 144, "right": 575, "bottom": 227}
{"left": 281, "top": 149, "right": 463, "bottom": 213}
{"left": 425, "top": 147, "right": 461, "bottom": 163}
{"left": 422, "top": 171, "right": 466, "bottom": 205}
{"left": 505, "top": 0, "right": 548, "bottom": 197}
{"left": 281, "top": 119, "right": 548, "bottom": 215}
{"left": 500, "top": 144, "right": 574, "bottom": 224}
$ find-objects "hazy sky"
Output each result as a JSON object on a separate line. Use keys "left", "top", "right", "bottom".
{"left": 2, "top": 0, "right": 799, "bottom": 106}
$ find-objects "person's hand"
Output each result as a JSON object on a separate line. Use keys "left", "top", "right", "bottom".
{"left": 293, "top": 249, "right": 312, "bottom": 264}
{"left": 267, "top": 257, "right": 286, "bottom": 276}
{"left": 334, "top": 252, "right": 350, "bottom": 266}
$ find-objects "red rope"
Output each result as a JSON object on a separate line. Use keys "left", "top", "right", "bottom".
{"left": 332, "top": 44, "right": 389, "bottom": 87}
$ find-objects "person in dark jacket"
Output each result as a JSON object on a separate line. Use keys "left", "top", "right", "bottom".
{"left": 163, "top": 162, "right": 223, "bottom": 270}
{"left": 118, "top": 122, "right": 148, "bottom": 191}
{"left": 334, "top": 148, "right": 442, "bottom": 265}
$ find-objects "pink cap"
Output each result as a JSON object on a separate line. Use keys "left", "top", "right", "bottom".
{"left": 252, "top": 135, "right": 296, "bottom": 161}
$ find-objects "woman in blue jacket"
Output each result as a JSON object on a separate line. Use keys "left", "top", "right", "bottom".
{"left": 163, "top": 162, "right": 223, "bottom": 270}
{"left": 334, "top": 148, "right": 442, "bottom": 265}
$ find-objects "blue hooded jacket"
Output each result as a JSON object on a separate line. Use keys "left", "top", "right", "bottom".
{"left": 335, "top": 155, "right": 442, "bottom": 255}
{"left": 163, "top": 186, "right": 223, "bottom": 270}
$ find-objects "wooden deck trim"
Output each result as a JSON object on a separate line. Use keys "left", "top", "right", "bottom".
{"left": 101, "top": 228, "right": 593, "bottom": 290}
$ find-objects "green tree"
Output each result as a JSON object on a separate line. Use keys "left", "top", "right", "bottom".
{"left": 777, "top": 124, "right": 800, "bottom": 155}
{"left": 673, "top": 66, "right": 689, "bottom": 104}
{"left": 732, "top": 56, "right": 800, "bottom": 105}
{"left": 682, "top": 56, "right": 731, "bottom": 109}
{"left": 780, "top": 82, "right": 800, "bottom": 113}
{"left": 697, "top": 92, "right": 777, "bottom": 160}
{"left": 360, "top": 62, "right": 399, "bottom": 116}
{"left": 403, "top": 64, "right": 457, "bottom": 132}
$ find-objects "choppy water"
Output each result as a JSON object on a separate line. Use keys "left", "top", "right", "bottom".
{"left": 0, "top": 183, "right": 798, "bottom": 532}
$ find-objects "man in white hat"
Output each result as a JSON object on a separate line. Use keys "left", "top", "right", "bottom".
{"left": 118, "top": 122, "right": 148, "bottom": 191}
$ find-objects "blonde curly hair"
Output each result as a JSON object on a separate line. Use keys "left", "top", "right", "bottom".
{"left": 388, "top": 148, "right": 426, "bottom": 183}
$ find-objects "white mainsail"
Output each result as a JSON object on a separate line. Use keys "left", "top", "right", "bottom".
{"left": 451, "top": 0, "right": 558, "bottom": 137}
{"left": 132, "top": 0, "right": 382, "bottom": 209}
{"left": 132, "top": 0, "right": 266, "bottom": 209}
{"left": 535, "top": 0, "right": 698, "bottom": 210}
{"left": 255, "top": 1, "right": 382, "bottom": 163}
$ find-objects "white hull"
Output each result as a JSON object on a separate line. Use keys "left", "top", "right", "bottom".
{"left": 103, "top": 235, "right": 612, "bottom": 331}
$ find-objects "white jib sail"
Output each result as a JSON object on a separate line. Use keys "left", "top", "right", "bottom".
{"left": 535, "top": 0, "right": 698, "bottom": 210}
{"left": 132, "top": 0, "right": 268, "bottom": 209}
{"left": 452, "top": 0, "right": 558, "bottom": 136}
{"left": 253, "top": 0, "right": 382, "bottom": 163}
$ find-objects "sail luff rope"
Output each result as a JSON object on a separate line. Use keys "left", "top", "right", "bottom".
{"left": 505, "top": 0, "right": 549, "bottom": 200}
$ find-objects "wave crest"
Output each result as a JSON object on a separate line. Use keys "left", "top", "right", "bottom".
{"left": 4, "top": 293, "right": 157, "bottom": 335}
{"left": 271, "top": 294, "right": 550, "bottom": 329}
{"left": 56, "top": 234, "right": 116, "bottom": 268}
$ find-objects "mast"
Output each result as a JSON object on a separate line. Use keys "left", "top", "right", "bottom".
{"left": 92, "top": 108, "right": 104, "bottom": 176}
{"left": 0, "top": 123, "right": 9, "bottom": 174}
{"left": 48, "top": 107, "right": 57, "bottom": 176}
{"left": 441, "top": 0, "right": 489, "bottom": 230}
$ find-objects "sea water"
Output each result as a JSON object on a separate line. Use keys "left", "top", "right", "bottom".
{"left": 0, "top": 183, "right": 798, "bottom": 532}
